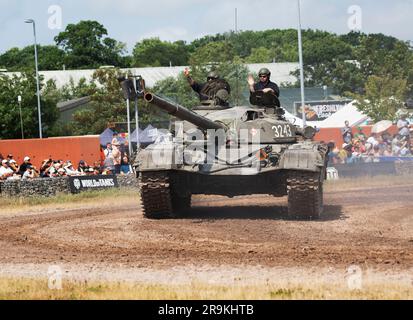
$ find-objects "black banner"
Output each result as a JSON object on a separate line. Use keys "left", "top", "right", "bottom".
{"left": 295, "top": 100, "right": 351, "bottom": 121}
{"left": 68, "top": 175, "right": 119, "bottom": 193}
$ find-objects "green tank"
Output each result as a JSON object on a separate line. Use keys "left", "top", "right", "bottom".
{"left": 133, "top": 81, "right": 329, "bottom": 220}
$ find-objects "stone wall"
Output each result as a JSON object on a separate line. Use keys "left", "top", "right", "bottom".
{"left": 0, "top": 173, "right": 138, "bottom": 198}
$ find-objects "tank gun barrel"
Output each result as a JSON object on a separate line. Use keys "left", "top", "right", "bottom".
{"left": 144, "top": 92, "right": 225, "bottom": 131}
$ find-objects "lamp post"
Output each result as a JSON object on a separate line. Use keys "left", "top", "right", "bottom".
{"left": 297, "top": 0, "right": 306, "bottom": 128}
{"left": 17, "top": 95, "right": 24, "bottom": 139}
{"left": 24, "top": 19, "right": 42, "bottom": 139}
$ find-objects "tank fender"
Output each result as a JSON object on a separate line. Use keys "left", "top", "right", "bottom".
{"left": 279, "top": 143, "right": 325, "bottom": 172}
{"left": 134, "top": 144, "right": 177, "bottom": 171}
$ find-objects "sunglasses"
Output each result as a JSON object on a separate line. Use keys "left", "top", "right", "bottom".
{"left": 259, "top": 75, "right": 268, "bottom": 78}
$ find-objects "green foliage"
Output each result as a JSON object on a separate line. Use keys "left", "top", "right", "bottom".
{"left": 0, "top": 45, "right": 66, "bottom": 71}
{"left": 68, "top": 68, "right": 125, "bottom": 135}
{"left": 132, "top": 38, "right": 189, "bottom": 67}
{"left": 54, "top": 20, "right": 127, "bottom": 69}
{"left": 0, "top": 72, "right": 60, "bottom": 139}
{"left": 351, "top": 76, "right": 407, "bottom": 122}
{"left": 244, "top": 47, "right": 273, "bottom": 63}
{"left": 189, "top": 41, "right": 236, "bottom": 66}
{"left": 152, "top": 74, "right": 199, "bottom": 108}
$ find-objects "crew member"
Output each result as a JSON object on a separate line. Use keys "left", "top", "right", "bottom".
{"left": 248, "top": 67, "right": 280, "bottom": 97}
{"left": 184, "top": 69, "right": 231, "bottom": 106}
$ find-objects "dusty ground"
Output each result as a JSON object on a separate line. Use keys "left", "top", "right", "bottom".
{"left": 0, "top": 178, "right": 412, "bottom": 291}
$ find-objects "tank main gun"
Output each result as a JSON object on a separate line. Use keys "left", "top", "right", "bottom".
{"left": 143, "top": 92, "right": 226, "bottom": 131}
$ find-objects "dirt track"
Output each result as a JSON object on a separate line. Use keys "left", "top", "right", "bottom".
{"left": 0, "top": 180, "right": 412, "bottom": 285}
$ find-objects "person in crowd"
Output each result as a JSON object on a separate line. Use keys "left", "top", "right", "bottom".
{"left": 0, "top": 159, "right": 14, "bottom": 180}
{"left": 18, "top": 156, "right": 32, "bottom": 176}
{"left": 104, "top": 143, "right": 113, "bottom": 158}
{"left": 120, "top": 155, "right": 131, "bottom": 174}
{"left": 22, "top": 165, "right": 39, "bottom": 180}
{"left": 354, "top": 126, "right": 367, "bottom": 142}
{"left": 338, "top": 144, "right": 350, "bottom": 163}
{"left": 92, "top": 166, "right": 101, "bottom": 175}
{"left": 77, "top": 160, "right": 89, "bottom": 175}
{"left": 366, "top": 133, "right": 379, "bottom": 148}
{"left": 341, "top": 120, "right": 353, "bottom": 144}
{"left": 397, "top": 114, "right": 410, "bottom": 136}
{"left": 64, "top": 161, "right": 80, "bottom": 176}
{"left": 8, "top": 159, "right": 19, "bottom": 173}
{"left": 56, "top": 168, "right": 67, "bottom": 177}
{"left": 40, "top": 158, "right": 54, "bottom": 178}
{"left": 102, "top": 167, "right": 113, "bottom": 175}
{"left": 383, "top": 144, "right": 392, "bottom": 157}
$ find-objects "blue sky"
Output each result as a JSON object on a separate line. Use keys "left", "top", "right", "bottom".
{"left": 1, "top": 0, "right": 412, "bottom": 54}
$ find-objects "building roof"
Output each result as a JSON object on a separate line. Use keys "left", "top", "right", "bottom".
{"left": 3, "top": 62, "right": 299, "bottom": 89}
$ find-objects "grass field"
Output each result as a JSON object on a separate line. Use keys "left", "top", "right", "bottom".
{"left": 0, "top": 277, "right": 412, "bottom": 300}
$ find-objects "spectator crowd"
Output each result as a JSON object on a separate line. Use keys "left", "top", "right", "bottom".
{"left": 0, "top": 133, "right": 133, "bottom": 181}
{"left": 328, "top": 115, "right": 413, "bottom": 164}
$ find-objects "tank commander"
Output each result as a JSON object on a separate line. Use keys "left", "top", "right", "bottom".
{"left": 248, "top": 67, "right": 280, "bottom": 97}
{"left": 184, "top": 68, "right": 231, "bottom": 107}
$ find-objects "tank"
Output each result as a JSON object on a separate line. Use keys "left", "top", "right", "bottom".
{"left": 132, "top": 81, "right": 329, "bottom": 220}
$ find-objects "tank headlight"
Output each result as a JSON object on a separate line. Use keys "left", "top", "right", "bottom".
{"left": 303, "top": 126, "right": 317, "bottom": 140}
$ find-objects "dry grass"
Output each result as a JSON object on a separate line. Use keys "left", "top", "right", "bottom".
{"left": 0, "top": 277, "right": 411, "bottom": 300}
{"left": 0, "top": 188, "right": 138, "bottom": 216}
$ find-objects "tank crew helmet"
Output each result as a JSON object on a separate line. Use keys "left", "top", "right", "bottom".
{"left": 207, "top": 71, "right": 219, "bottom": 81}
{"left": 258, "top": 67, "right": 271, "bottom": 79}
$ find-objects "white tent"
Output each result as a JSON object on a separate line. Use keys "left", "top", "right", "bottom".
{"left": 318, "top": 100, "right": 369, "bottom": 128}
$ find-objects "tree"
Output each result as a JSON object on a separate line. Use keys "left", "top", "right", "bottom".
{"left": 0, "top": 72, "right": 60, "bottom": 139}
{"left": 54, "top": 20, "right": 127, "bottom": 69}
{"left": 244, "top": 47, "right": 272, "bottom": 63}
{"left": 0, "top": 45, "right": 66, "bottom": 71}
{"left": 189, "top": 41, "right": 236, "bottom": 66}
{"left": 132, "top": 38, "right": 189, "bottom": 67}
{"left": 352, "top": 75, "right": 407, "bottom": 122}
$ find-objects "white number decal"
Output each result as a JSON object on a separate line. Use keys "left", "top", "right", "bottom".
{"left": 272, "top": 125, "right": 292, "bottom": 138}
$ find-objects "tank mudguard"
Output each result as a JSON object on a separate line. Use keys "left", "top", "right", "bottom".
{"left": 135, "top": 144, "right": 177, "bottom": 171}
{"left": 279, "top": 142, "right": 326, "bottom": 172}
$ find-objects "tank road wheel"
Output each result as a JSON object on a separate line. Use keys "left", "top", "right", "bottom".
{"left": 287, "top": 171, "right": 323, "bottom": 220}
{"left": 139, "top": 172, "right": 173, "bottom": 219}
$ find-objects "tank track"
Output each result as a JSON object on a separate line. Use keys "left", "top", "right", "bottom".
{"left": 139, "top": 171, "right": 191, "bottom": 219}
{"left": 287, "top": 170, "right": 323, "bottom": 219}
{"left": 139, "top": 172, "right": 173, "bottom": 219}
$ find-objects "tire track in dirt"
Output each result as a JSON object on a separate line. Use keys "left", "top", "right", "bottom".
{"left": 0, "top": 183, "right": 412, "bottom": 273}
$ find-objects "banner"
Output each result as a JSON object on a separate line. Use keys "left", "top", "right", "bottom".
{"left": 69, "top": 175, "right": 119, "bottom": 193}
{"left": 295, "top": 100, "right": 351, "bottom": 121}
